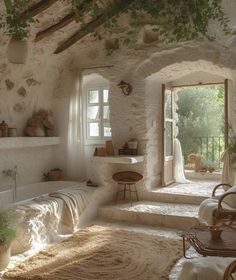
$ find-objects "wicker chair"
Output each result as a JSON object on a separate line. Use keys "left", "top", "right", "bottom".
{"left": 199, "top": 183, "right": 236, "bottom": 226}
{"left": 223, "top": 259, "right": 236, "bottom": 280}
{"left": 112, "top": 171, "right": 143, "bottom": 204}
{"left": 211, "top": 184, "right": 236, "bottom": 225}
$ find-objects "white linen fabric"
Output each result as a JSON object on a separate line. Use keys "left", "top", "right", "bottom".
{"left": 177, "top": 257, "right": 235, "bottom": 280}
{"left": 198, "top": 196, "right": 235, "bottom": 226}
{"left": 49, "top": 187, "right": 91, "bottom": 233}
{"left": 66, "top": 73, "right": 86, "bottom": 180}
{"left": 174, "top": 138, "right": 191, "bottom": 183}
{"left": 223, "top": 185, "right": 236, "bottom": 208}
{"left": 11, "top": 185, "right": 95, "bottom": 255}
{"left": 221, "top": 149, "right": 236, "bottom": 186}
{"left": 198, "top": 197, "right": 219, "bottom": 225}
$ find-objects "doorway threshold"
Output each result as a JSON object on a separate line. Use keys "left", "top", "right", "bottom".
{"left": 185, "top": 170, "right": 221, "bottom": 181}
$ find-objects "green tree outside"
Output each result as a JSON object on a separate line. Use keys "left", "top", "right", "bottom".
{"left": 177, "top": 86, "right": 225, "bottom": 169}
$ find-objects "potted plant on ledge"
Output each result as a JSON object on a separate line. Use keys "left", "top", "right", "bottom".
{"left": 0, "top": 0, "right": 34, "bottom": 64}
{"left": 0, "top": 208, "right": 16, "bottom": 270}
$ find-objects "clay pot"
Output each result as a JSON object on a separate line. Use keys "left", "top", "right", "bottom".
{"left": 49, "top": 170, "right": 62, "bottom": 181}
{"left": 0, "top": 243, "right": 11, "bottom": 271}
{"left": 128, "top": 140, "right": 138, "bottom": 149}
{"left": 7, "top": 38, "right": 28, "bottom": 64}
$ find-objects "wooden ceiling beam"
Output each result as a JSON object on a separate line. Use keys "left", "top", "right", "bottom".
{"left": 35, "top": 12, "right": 74, "bottom": 42}
{"left": 35, "top": 0, "right": 93, "bottom": 42}
{"left": 54, "top": 0, "right": 134, "bottom": 54}
{"left": 21, "top": 0, "right": 59, "bottom": 18}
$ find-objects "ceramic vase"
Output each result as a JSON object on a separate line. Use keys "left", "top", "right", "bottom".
{"left": 0, "top": 243, "right": 11, "bottom": 271}
{"left": 7, "top": 38, "right": 28, "bottom": 64}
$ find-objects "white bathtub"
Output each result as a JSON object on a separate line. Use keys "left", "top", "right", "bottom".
{"left": 6, "top": 181, "right": 113, "bottom": 255}
{"left": 0, "top": 181, "right": 82, "bottom": 207}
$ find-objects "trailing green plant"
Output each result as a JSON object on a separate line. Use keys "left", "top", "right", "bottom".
{"left": 0, "top": 0, "right": 235, "bottom": 48}
{"left": 0, "top": 0, "right": 35, "bottom": 40}
{"left": 72, "top": 0, "right": 236, "bottom": 52}
{"left": 0, "top": 208, "right": 16, "bottom": 245}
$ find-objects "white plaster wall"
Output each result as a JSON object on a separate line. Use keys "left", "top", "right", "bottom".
{"left": 0, "top": 63, "right": 61, "bottom": 192}
{"left": 0, "top": 146, "right": 55, "bottom": 191}
{"left": 2, "top": 2, "right": 236, "bottom": 197}
{"left": 54, "top": 58, "right": 236, "bottom": 193}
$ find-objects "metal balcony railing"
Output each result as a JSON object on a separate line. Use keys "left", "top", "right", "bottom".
{"left": 190, "top": 136, "right": 225, "bottom": 168}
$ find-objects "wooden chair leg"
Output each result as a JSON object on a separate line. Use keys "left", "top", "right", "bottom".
{"left": 116, "top": 185, "right": 120, "bottom": 203}
{"left": 134, "top": 184, "right": 139, "bottom": 201}
{"left": 123, "top": 184, "right": 126, "bottom": 200}
{"left": 128, "top": 184, "right": 132, "bottom": 206}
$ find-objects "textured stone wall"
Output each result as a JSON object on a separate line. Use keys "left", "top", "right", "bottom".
{"left": 0, "top": 0, "right": 236, "bottom": 195}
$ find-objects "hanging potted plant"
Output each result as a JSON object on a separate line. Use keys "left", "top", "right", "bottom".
{"left": 0, "top": 0, "right": 34, "bottom": 64}
{"left": 0, "top": 208, "right": 16, "bottom": 270}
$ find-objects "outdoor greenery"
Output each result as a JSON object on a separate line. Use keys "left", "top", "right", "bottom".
{"left": 177, "top": 86, "right": 225, "bottom": 168}
{"left": 0, "top": 0, "right": 235, "bottom": 45}
{"left": 0, "top": 208, "right": 16, "bottom": 244}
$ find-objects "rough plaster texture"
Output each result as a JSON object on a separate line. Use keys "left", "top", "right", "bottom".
{"left": 0, "top": 1, "right": 236, "bottom": 192}
{"left": 0, "top": 146, "right": 55, "bottom": 191}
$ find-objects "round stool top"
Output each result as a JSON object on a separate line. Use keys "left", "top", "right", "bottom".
{"left": 112, "top": 171, "right": 143, "bottom": 183}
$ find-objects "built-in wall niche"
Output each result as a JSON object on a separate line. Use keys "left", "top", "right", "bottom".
{"left": 0, "top": 137, "right": 60, "bottom": 150}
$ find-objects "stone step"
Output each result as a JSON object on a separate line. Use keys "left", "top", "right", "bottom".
{"left": 98, "top": 201, "right": 200, "bottom": 230}
{"left": 140, "top": 190, "right": 206, "bottom": 205}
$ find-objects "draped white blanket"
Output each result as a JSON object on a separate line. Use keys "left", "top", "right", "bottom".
{"left": 178, "top": 257, "right": 236, "bottom": 280}
{"left": 221, "top": 149, "right": 236, "bottom": 186}
{"left": 12, "top": 186, "right": 94, "bottom": 254}
{"left": 198, "top": 197, "right": 234, "bottom": 226}
{"left": 49, "top": 187, "right": 91, "bottom": 233}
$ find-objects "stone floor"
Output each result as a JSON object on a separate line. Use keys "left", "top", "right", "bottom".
{"left": 152, "top": 179, "right": 221, "bottom": 197}
{"left": 99, "top": 201, "right": 199, "bottom": 229}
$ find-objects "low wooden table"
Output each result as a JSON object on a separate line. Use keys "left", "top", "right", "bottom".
{"left": 180, "top": 226, "right": 236, "bottom": 259}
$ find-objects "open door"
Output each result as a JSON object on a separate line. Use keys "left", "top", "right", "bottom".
{"left": 162, "top": 84, "right": 175, "bottom": 186}
{"left": 224, "top": 79, "right": 229, "bottom": 148}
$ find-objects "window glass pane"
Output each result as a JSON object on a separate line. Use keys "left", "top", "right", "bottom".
{"left": 103, "top": 89, "right": 109, "bottom": 103}
{"left": 165, "top": 121, "right": 173, "bottom": 156}
{"left": 103, "top": 105, "right": 110, "bottom": 120}
{"left": 103, "top": 123, "right": 111, "bottom": 137}
{"left": 165, "top": 90, "right": 172, "bottom": 119}
{"left": 88, "top": 106, "right": 99, "bottom": 120}
{"left": 88, "top": 90, "right": 99, "bottom": 104}
{"left": 89, "top": 123, "right": 99, "bottom": 137}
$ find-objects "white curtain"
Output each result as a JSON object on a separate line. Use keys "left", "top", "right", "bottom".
{"left": 221, "top": 149, "right": 236, "bottom": 186}
{"left": 174, "top": 138, "right": 191, "bottom": 183}
{"left": 66, "top": 73, "right": 86, "bottom": 181}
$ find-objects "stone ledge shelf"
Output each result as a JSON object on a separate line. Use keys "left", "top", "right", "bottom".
{"left": 0, "top": 137, "right": 60, "bottom": 150}
{"left": 93, "top": 155, "right": 144, "bottom": 164}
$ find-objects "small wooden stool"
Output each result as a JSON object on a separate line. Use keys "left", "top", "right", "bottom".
{"left": 112, "top": 171, "right": 143, "bottom": 204}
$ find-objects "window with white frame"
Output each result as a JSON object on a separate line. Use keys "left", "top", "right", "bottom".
{"left": 86, "top": 88, "right": 111, "bottom": 140}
